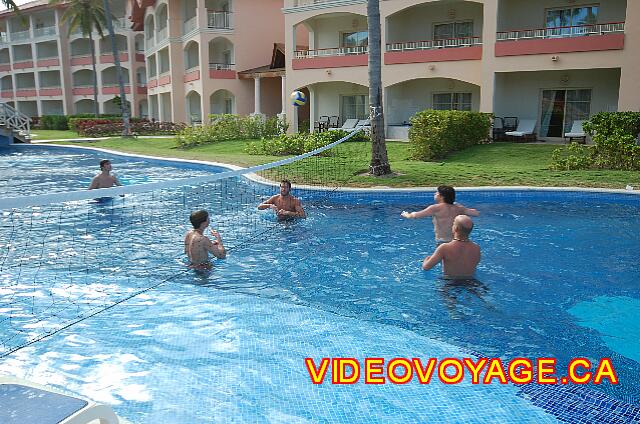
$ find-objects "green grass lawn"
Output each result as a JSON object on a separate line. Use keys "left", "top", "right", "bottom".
{"left": 30, "top": 129, "right": 85, "bottom": 140}
{"left": 54, "top": 138, "right": 640, "bottom": 189}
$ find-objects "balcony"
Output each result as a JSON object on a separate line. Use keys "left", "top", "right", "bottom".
{"left": 209, "top": 63, "right": 235, "bottom": 79}
{"left": 10, "top": 30, "right": 30, "bottom": 42}
{"left": 184, "top": 66, "right": 200, "bottom": 83}
{"left": 208, "top": 11, "right": 232, "bottom": 30}
{"left": 1, "top": 90, "right": 13, "bottom": 98}
{"left": 102, "top": 84, "right": 131, "bottom": 95}
{"left": 72, "top": 85, "right": 95, "bottom": 96}
{"left": 39, "top": 86, "right": 63, "bottom": 96}
{"left": 385, "top": 36, "right": 482, "bottom": 65}
{"left": 496, "top": 22, "right": 625, "bottom": 56}
{"left": 293, "top": 46, "right": 368, "bottom": 70}
{"left": 34, "top": 26, "right": 56, "bottom": 38}
{"left": 183, "top": 16, "right": 198, "bottom": 34}
{"left": 36, "top": 56, "right": 60, "bottom": 67}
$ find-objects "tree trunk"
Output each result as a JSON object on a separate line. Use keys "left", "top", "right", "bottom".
{"left": 367, "top": 0, "right": 391, "bottom": 176}
{"left": 102, "top": 0, "right": 131, "bottom": 136}
{"left": 89, "top": 32, "right": 99, "bottom": 117}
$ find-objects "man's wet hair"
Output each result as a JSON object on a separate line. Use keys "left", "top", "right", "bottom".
{"left": 190, "top": 210, "right": 209, "bottom": 229}
{"left": 437, "top": 185, "right": 456, "bottom": 204}
{"left": 281, "top": 179, "right": 292, "bottom": 189}
{"left": 99, "top": 159, "right": 111, "bottom": 170}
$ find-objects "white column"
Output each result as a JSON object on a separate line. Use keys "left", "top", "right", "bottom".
{"left": 280, "top": 75, "right": 287, "bottom": 115}
{"left": 252, "top": 76, "right": 263, "bottom": 116}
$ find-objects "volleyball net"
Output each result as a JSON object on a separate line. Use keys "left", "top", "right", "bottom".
{"left": 0, "top": 130, "right": 371, "bottom": 358}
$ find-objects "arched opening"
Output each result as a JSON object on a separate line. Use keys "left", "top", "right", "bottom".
{"left": 99, "top": 34, "right": 127, "bottom": 55}
{"left": 70, "top": 38, "right": 92, "bottom": 57}
{"left": 294, "top": 12, "right": 368, "bottom": 59}
{"left": 74, "top": 99, "right": 97, "bottom": 114}
{"left": 144, "top": 15, "right": 155, "bottom": 48}
{"left": 134, "top": 34, "right": 145, "bottom": 54}
{"left": 205, "top": 0, "right": 232, "bottom": 29}
{"left": 138, "top": 99, "right": 149, "bottom": 119}
{"left": 156, "top": 4, "right": 169, "bottom": 40}
{"left": 184, "top": 41, "right": 200, "bottom": 71}
{"left": 208, "top": 37, "right": 234, "bottom": 70}
{"left": 103, "top": 97, "right": 131, "bottom": 115}
{"left": 101, "top": 66, "right": 130, "bottom": 86}
{"left": 72, "top": 69, "right": 95, "bottom": 88}
{"left": 210, "top": 89, "right": 235, "bottom": 115}
{"left": 186, "top": 91, "right": 202, "bottom": 124}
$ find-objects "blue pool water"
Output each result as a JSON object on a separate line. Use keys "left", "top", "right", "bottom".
{"left": 1, "top": 145, "right": 639, "bottom": 423}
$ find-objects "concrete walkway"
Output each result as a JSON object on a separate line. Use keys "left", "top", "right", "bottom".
{"left": 30, "top": 135, "right": 175, "bottom": 144}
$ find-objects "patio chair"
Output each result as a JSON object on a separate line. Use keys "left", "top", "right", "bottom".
{"left": 0, "top": 377, "right": 120, "bottom": 424}
{"left": 313, "top": 116, "right": 329, "bottom": 132}
{"left": 564, "top": 120, "right": 586, "bottom": 144}
{"left": 329, "top": 118, "right": 359, "bottom": 131}
{"left": 505, "top": 119, "right": 536, "bottom": 142}
{"left": 492, "top": 117, "right": 506, "bottom": 141}
{"left": 328, "top": 115, "right": 340, "bottom": 129}
{"left": 502, "top": 116, "right": 519, "bottom": 132}
{"left": 354, "top": 119, "right": 371, "bottom": 132}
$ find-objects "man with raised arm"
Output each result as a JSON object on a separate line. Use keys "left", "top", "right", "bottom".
{"left": 258, "top": 179, "right": 306, "bottom": 220}
{"left": 184, "top": 210, "right": 226, "bottom": 270}
{"left": 88, "top": 159, "right": 122, "bottom": 190}
{"left": 401, "top": 185, "right": 479, "bottom": 245}
{"left": 422, "top": 215, "right": 481, "bottom": 279}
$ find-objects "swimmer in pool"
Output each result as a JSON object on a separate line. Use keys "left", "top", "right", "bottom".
{"left": 88, "top": 159, "right": 122, "bottom": 190}
{"left": 184, "top": 210, "right": 226, "bottom": 270}
{"left": 401, "top": 185, "right": 479, "bottom": 245}
{"left": 421, "top": 215, "right": 480, "bottom": 279}
{"left": 258, "top": 179, "right": 306, "bottom": 220}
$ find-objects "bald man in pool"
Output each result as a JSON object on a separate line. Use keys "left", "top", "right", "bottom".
{"left": 421, "top": 215, "right": 480, "bottom": 279}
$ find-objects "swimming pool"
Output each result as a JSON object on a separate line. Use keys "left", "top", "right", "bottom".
{"left": 1, "top": 145, "right": 639, "bottom": 423}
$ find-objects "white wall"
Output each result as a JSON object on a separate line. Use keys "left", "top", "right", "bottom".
{"left": 497, "top": 0, "right": 627, "bottom": 31}
{"left": 387, "top": 1, "right": 483, "bottom": 43}
{"left": 312, "top": 81, "right": 368, "bottom": 122}
{"left": 494, "top": 68, "right": 621, "bottom": 122}
{"left": 309, "top": 14, "right": 367, "bottom": 49}
{"left": 385, "top": 78, "right": 481, "bottom": 124}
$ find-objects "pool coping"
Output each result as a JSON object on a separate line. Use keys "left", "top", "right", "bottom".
{"left": 12, "top": 142, "right": 640, "bottom": 197}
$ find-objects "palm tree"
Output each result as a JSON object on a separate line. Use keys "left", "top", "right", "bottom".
{"left": 367, "top": 0, "right": 391, "bottom": 176}
{"left": 0, "top": 1, "right": 18, "bottom": 11}
{"left": 102, "top": 0, "right": 131, "bottom": 136}
{"left": 50, "top": 0, "right": 107, "bottom": 117}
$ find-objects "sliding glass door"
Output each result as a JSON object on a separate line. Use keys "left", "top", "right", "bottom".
{"left": 540, "top": 89, "right": 591, "bottom": 138}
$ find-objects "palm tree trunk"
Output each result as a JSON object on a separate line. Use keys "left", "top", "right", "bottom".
{"left": 89, "top": 32, "right": 99, "bottom": 117}
{"left": 367, "top": 0, "right": 391, "bottom": 176}
{"left": 102, "top": 0, "right": 131, "bottom": 136}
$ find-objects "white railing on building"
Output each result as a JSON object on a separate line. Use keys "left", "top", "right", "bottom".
{"left": 294, "top": 45, "right": 368, "bottom": 59}
{"left": 113, "top": 17, "right": 129, "bottom": 30}
{"left": 0, "top": 34, "right": 7, "bottom": 44}
{"left": 157, "top": 27, "right": 168, "bottom": 41}
{"left": 209, "top": 63, "right": 235, "bottom": 70}
{"left": 145, "top": 37, "right": 155, "bottom": 50}
{"left": 34, "top": 26, "right": 56, "bottom": 38}
{"left": 0, "top": 102, "right": 31, "bottom": 140}
{"left": 208, "top": 11, "right": 232, "bottom": 29}
{"left": 496, "top": 22, "right": 625, "bottom": 41}
{"left": 183, "top": 16, "right": 198, "bottom": 34}
{"left": 10, "top": 30, "right": 31, "bottom": 42}
{"left": 386, "top": 36, "right": 482, "bottom": 52}
{"left": 185, "top": 65, "right": 200, "bottom": 73}
{"left": 293, "top": 0, "right": 348, "bottom": 6}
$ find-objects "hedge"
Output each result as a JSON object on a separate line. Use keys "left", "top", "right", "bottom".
{"left": 245, "top": 130, "right": 369, "bottom": 156}
{"left": 409, "top": 110, "right": 491, "bottom": 161}
{"left": 77, "top": 121, "right": 186, "bottom": 137}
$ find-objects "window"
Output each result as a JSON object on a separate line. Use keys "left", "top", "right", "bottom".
{"left": 341, "top": 95, "right": 368, "bottom": 121}
{"left": 341, "top": 31, "right": 368, "bottom": 47}
{"left": 546, "top": 6, "right": 598, "bottom": 36}
{"left": 432, "top": 93, "right": 472, "bottom": 111}
{"left": 433, "top": 21, "right": 473, "bottom": 40}
{"left": 224, "top": 98, "right": 233, "bottom": 114}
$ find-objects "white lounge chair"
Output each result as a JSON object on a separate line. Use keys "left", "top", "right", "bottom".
{"left": 564, "top": 120, "right": 586, "bottom": 144}
{"left": 0, "top": 377, "right": 120, "bottom": 424}
{"left": 505, "top": 119, "right": 536, "bottom": 141}
{"left": 328, "top": 118, "right": 358, "bottom": 131}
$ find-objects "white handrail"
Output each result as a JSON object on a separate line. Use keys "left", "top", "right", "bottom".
{"left": 0, "top": 102, "right": 31, "bottom": 140}
{"left": 386, "top": 36, "right": 482, "bottom": 52}
{"left": 497, "top": 22, "right": 625, "bottom": 41}
{"left": 294, "top": 45, "right": 368, "bottom": 59}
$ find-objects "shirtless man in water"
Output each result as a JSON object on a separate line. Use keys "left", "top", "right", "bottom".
{"left": 258, "top": 179, "right": 306, "bottom": 219}
{"left": 184, "top": 210, "right": 226, "bottom": 270}
{"left": 88, "top": 160, "right": 122, "bottom": 190}
{"left": 401, "top": 185, "right": 479, "bottom": 244}
{"left": 422, "top": 215, "right": 480, "bottom": 279}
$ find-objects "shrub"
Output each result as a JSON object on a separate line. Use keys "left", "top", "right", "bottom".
{"left": 78, "top": 121, "right": 185, "bottom": 137}
{"left": 175, "top": 114, "right": 289, "bottom": 148}
{"left": 68, "top": 115, "right": 125, "bottom": 132}
{"left": 246, "top": 129, "right": 368, "bottom": 156}
{"left": 40, "top": 115, "right": 69, "bottom": 130}
{"left": 409, "top": 110, "right": 491, "bottom": 161}
{"left": 550, "top": 112, "right": 640, "bottom": 171}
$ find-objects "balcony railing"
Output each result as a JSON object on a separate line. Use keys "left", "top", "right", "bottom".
{"left": 497, "top": 22, "right": 625, "bottom": 41}
{"left": 293, "top": 0, "right": 347, "bottom": 6}
{"left": 157, "top": 27, "right": 168, "bottom": 41}
{"left": 10, "top": 30, "right": 31, "bottom": 42}
{"left": 387, "top": 36, "right": 482, "bottom": 52}
{"left": 208, "top": 11, "right": 232, "bottom": 29}
{"left": 146, "top": 37, "right": 155, "bottom": 50}
{"left": 294, "top": 45, "right": 368, "bottom": 59}
{"left": 183, "top": 16, "right": 198, "bottom": 34}
{"left": 34, "top": 26, "right": 56, "bottom": 37}
{"left": 113, "top": 17, "right": 129, "bottom": 30}
{"left": 209, "top": 62, "right": 235, "bottom": 70}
